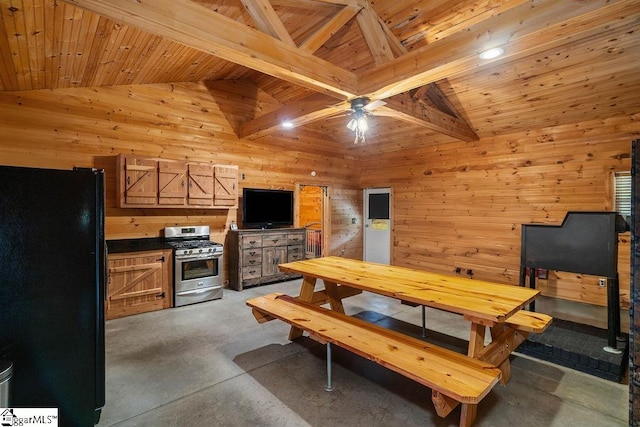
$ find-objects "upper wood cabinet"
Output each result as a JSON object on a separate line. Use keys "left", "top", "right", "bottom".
{"left": 158, "top": 160, "right": 187, "bottom": 206}
{"left": 188, "top": 163, "right": 214, "bottom": 207}
{"left": 121, "top": 156, "right": 158, "bottom": 206}
{"left": 214, "top": 165, "right": 238, "bottom": 207}
{"left": 117, "top": 154, "right": 238, "bottom": 209}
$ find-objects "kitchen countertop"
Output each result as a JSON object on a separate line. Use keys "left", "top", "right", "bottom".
{"left": 107, "top": 237, "right": 172, "bottom": 254}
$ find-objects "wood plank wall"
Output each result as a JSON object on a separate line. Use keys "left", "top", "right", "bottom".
{"left": 0, "top": 80, "right": 363, "bottom": 282}
{"left": 0, "top": 77, "right": 636, "bottom": 314}
{"left": 360, "top": 116, "right": 639, "bottom": 311}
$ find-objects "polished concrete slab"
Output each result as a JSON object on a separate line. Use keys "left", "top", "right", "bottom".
{"left": 97, "top": 279, "right": 628, "bottom": 426}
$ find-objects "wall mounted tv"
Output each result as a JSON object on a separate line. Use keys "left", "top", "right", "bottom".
{"left": 242, "top": 188, "right": 294, "bottom": 229}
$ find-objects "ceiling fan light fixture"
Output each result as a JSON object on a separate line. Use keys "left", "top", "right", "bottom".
{"left": 281, "top": 120, "right": 294, "bottom": 129}
{"left": 479, "top": 47, "right": 504, "bottom": 60}
{"left": 357, "top": 115, "right": 368, "bottom": 132}
{"left": 348, "top": 97, "right": 370, "bottom": 144}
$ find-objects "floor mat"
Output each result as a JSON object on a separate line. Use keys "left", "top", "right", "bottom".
{"left": 516, "top": 318, "right": 628, "bottom": 382}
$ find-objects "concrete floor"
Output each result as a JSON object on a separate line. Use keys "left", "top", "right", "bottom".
{"left": 97, "top": 279, "right": 628, "bottom": 427}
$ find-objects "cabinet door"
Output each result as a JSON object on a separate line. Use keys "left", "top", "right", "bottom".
{"left": 188, "top": 164, "right": 214, "bottom": 206}
{"left": 158, "top": 161, "right": 187, "bottom": 206}
{"left": 214, "top": 165, "right": 238, "bottom": 207}
{"left": 122, "top": 156, "right": 158, "bottom": 206}
{"left": 106, "top": 250, "right": 171, "bottom": 320}
{"left": 262, "top": 246, "right": 286, "bottom": 277}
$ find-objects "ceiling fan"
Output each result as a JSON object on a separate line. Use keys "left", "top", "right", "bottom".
{"left": 345, "top": 97, "right": 386, "bottom": 144}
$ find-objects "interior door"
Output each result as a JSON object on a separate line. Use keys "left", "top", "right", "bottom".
{"left": 364, "top": 188, "right": 391, "bottom": 264}
{"left": 298, "top": 184, "right": 329, "bottom": 258}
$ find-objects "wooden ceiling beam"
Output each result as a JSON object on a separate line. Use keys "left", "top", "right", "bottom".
{"left": 355, "top": 3, "right": 394, "bottom": 65}
{"left": 65, "top": 0, "right": 358, "bottom": 99}
{"left": 299, "top": 5, "right": 360, "bottom": 54}
{"left": 359, "top": 0, "right": 639, "bottom": 99}
{"left": 375, "top": 13, "right": 406, "bottom": 58}
{"left": 381, "top": 93, "right": 478, "bottom": 142}
{"left": 239, "top": 94, "right": 346, "bottom": 140}
{"left": 354, "top": 4, "right": 477, "bottom": 142}
{"left": 421, "top": 82, "right": 460, "bottom": 120}
{"left": 240, "top": 0, "right": 296, "bottom": 47}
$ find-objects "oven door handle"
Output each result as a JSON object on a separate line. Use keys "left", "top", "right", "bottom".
{"left": 177, "top": 287, "right": 221, "bottom": 296}
{"left": 176, "top": 254, "right": 222, "bottom": 262}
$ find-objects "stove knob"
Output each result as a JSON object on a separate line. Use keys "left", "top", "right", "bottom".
{"left": 208, "top": 248, "right": 213, "bottom": 253}
{"left": 199, "top": 249, "right": 203, "bottom": 253}
{"left": 188, "top": 250, "right": 192, "bottom": 255}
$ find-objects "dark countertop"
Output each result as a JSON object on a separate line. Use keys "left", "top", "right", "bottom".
{"left": 107, "top": 237, "right": 173, "bottom": 254}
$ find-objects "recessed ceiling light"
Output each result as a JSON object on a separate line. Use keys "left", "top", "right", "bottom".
{"left": 281, "top": 121, "right": 294, "bottom": 129}
{"left": 479, "top": 48, "right": 504, "bottom": 60}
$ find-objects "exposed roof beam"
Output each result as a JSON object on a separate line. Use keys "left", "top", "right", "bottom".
{"left": 299, "top": 5, "right": 360, "bottom": 54}
{"left": 242, "top": 0, "right": 478, "bottom": 142}
{"left": 375, "top": 13, "right": 406, "bottom": 58}
{"left": 418, "top": 83, "right": 460, "bottom": 121}
{"left": 239, "top": 94, "right": 346, "bottom": 140}
{"left": 362, "top": 14, "right": 478, "bottom": 141}
{"left": 355, "top": 2, "right": 394, "bottom": 65}
{"left": 381, "top": 93, "right": 478, "bottom": 142}
{"left": 66, "top": 0, "right": 358, "bottom": 100}
{"left": 240, "top": 0, "right": 296, "bottom": 47}
{"left": 359, "top": 0, "right": 639, "bottom": 99}
{"left": 271, "top": 0, "right": 359, "bottom": 10}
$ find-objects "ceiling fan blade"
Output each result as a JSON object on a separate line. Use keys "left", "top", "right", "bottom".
{"left": 364, "top": 99, "right": 386, "bottom": 111}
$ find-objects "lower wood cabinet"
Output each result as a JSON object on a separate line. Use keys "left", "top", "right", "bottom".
{"left": 229, "top": 228, "right": 306, "bottom": 290}
{"left": 106, "top": 249, "right": 173, "bottom": 320}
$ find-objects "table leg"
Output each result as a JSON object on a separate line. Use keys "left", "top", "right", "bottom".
{"left": 323, "top": 280, "right": 345, "bottom": 314}
{"left": 463, "top": 324, "right": 482, "bottom": 427}
{"left": 467, "top": 322, "right": 486, "bottom": 358}
{"left": 289, "top": 275, "right": 317, "bottom": 340}
{"left": 489, "top": 324, "right": 513, "bottom": 384}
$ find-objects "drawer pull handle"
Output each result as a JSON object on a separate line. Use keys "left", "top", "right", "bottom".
{"left": 272, "top": 239, "right": 279, "bottom": 243}
{"left": 250, "top": 251, "right": 256, "bottom": 256}
{"left": 249, "top": 260, "right": 255, "bottom": 264}
{"left": 250, "top": 240, "right": 256, "bottom": 244}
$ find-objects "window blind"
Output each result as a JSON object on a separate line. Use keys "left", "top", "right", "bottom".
{"left": 614, "top": 171, "right": 631, "bottom": 216}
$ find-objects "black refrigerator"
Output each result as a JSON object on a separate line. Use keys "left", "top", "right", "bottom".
{"left": 0, "top": 165, "right": 106, "bottom": 426}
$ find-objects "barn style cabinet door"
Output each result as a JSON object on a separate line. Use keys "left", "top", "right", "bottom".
{"left": 106, "top": 250, "right": 172, "bottom": 320}
{"left": 158, "top": 160, "right": 188, "bottom": 205}
{"left": 116, "top": 154, "right": 238, "bottom": 209}
{"left": 187, "top": 164, "right": 214, "bottom": 206}
{"left": 214, "top": 165, "right": 238, "bottom": 207}
{"left": 119, "top": 156, "right": 158, "bottom": 206}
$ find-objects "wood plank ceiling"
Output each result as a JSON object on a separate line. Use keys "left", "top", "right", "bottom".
{"left": 0, "top": 0, "right": 639, "bottom": 154}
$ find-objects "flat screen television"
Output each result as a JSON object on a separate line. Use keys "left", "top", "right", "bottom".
{"left": 242, "top": 188, "right": 294, "bottom": 229}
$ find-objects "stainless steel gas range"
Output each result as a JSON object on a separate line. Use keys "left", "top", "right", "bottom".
{"left": 164, "top": 225, "right": 224, "bottom": 307}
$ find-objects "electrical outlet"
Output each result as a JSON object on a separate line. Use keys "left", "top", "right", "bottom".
{"left": 598, "top": 278, "right": 607, "bottom": 287}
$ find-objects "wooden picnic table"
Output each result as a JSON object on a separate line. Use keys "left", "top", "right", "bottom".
{"left": 248, "top": 256, "right": 550, "bottom": 426}
{"left": 278, "top": 256, "right": 546, "bottom": 372}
